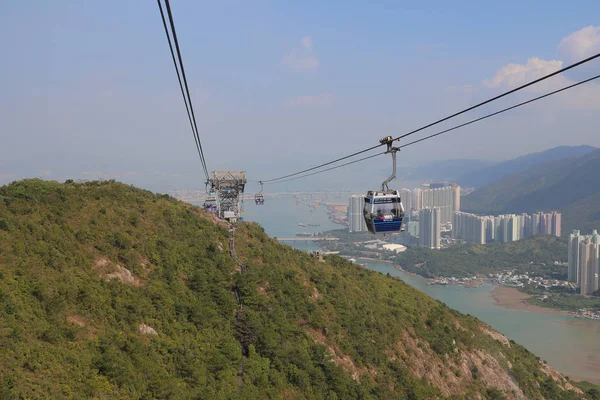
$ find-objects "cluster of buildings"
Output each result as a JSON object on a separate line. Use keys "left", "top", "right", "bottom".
{"left": 398, "top": 183, "right": 461, "bottom": 224}
{"left": 452, "top": 211, "right": 562, "bottom": 244}
{"left": 568, "top": 230, "right": 600, "bottom": 295}
{"left": 348, "top": 184, "right": 563, "bottom": 253}
{"left": 489, "top": 270, "right": 574, "bottom": 290}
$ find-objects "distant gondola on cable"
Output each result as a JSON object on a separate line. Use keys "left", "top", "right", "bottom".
{"left": 363, "top": 136, "right": 405, "bottom": 234}
{"left": 204, "top": 191, "right": 217, "bottom": 213}
{"left": 255, "top": 181, "right": 265, "bottom": 205}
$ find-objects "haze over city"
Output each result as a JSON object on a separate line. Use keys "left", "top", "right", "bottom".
{"left": 2, "top": 1, "right": 600, "bottom": 192}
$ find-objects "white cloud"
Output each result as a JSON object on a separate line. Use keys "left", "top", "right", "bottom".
{"left": 38, "top": 170, "right": 52, "bottom": 177}
{"left": 481, "top": 26, "right": 600, "bottom": 109}
{"left": 284, "top": 92, "right": 334, "bottom": 108}
{"left": 282, "top": 36, "right": 319, "bottom": 71}
{"left": 483, "top": 57, "right": 564, "bottom": 89}
{"left": 301, "top": 36, "right": 313, "bottom": 50}
{"left": 558, "top": 25, "right": 600, "bottom": 61}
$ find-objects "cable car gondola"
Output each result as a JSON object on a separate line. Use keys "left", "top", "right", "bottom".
{"left": 204, "top": 191, "right": 217, "bottom": 213}
{"left": 363, "top": 136, "right": 405, "bottom": 234}
{"left": 255, "top": 181, "right": 265, "bottom": 205}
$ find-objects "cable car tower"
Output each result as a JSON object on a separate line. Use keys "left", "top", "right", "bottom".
{"left": 208, "top": 170, "right": 247, "bottom": 223}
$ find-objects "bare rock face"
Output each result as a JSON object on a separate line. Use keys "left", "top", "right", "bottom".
{"left": 93, "top": 257, "right": 143, "bottom": 286}
{"left": 138, "top": 324, "right": 158, "bottom": 336}
{"left": 106, "top": 265, "right": 141, "bottom": 285}
{"left": 389, "top": 331, "right": 527, "bottom": 399}
{"left": 480, "top": 326, "right": 511, "bottom": 348}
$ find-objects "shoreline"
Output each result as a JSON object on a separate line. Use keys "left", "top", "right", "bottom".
{"left": 394, "top": 265, "right": 483, "bottom": 287}
{"left": 490, "top": 286, "right": 571, "bottom": 316}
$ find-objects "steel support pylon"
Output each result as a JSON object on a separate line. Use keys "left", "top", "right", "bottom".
{"left": 209, "top": 170, "right": 247, "bottom": 222}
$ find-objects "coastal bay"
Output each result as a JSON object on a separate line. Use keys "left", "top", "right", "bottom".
{"left": 241, "top": 195, "right": 600, "bottom": 385}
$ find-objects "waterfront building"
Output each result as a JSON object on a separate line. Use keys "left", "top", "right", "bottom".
{"left": 452, "top": 211, "right": 486, "bottom": 244}
{"left": 406, "top": 221, "right": 419, "bottom": 237}
{"left": 568, "top": 230, "right": 584, "bottom": 283}
{"left": 411, "top": 188, "right": 422, "bottom": 212}
{"left": 348, "top": 195, "right": 367, "bottom": 233}
{"left": 401, "top": 185, "right": 460, "bottom": 225}
{"left": 484, "top": 216, "right": 495, "bottom": 242}
{"left": 551, "top": 211, "right": 562, "bottom": 237}
{"left": 531, "top": 213, "right": 541, "bottom": 236}
{"left": 568, "top": 229, "right": 600, "bottom": 295}
{"left": 416, "top": 185, "right": 460, "bottom": 223}
{"left": 419, "top": 207, "right": 441, "bottom": 249}
{"left": 398, "top": 189, "right": 412, "bottom": 212}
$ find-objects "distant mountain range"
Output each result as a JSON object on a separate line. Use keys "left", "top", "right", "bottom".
{"left": 397, "top": 159, "right": 495, "bottom": 183}
{"left": 457, "top": 145, "right": 597, "bottom": 188}
{"left": 399, "top": 145, "right": 597, "bottom": 188}
{"left": 462, "top": 148, "right": 600, "bottom": 234}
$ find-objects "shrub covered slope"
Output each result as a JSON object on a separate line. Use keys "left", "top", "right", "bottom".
{"left": 396, "top": 236, "right": 568, "bottom": 279}
{"left": 0, "top": 180, "right": 592, "bottom": 399}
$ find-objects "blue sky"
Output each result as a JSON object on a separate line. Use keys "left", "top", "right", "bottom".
{"left": 1, "top": 1, "right": 599, "bottom": 191}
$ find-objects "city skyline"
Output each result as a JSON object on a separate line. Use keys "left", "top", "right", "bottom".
{"left": 453, "top": 211, "right": 562, "bottom": 244}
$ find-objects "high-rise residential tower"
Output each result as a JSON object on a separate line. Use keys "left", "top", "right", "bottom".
{"left": 568, "top": 230, "right": 583, "bottom": 283}
{"left": 419, "top": 207, "right": 441, "bottom": 249}
{"left": 568, "top": 229, "right": 600, "bottom": 295}
{"left": 348, "top": 195, "right": 367, "bottom": 233}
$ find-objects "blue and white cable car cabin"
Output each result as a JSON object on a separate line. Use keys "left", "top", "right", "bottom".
{"left": 204, "top": 192, "right": 217, "bottom": 213}
{"left": 364, "top": 190, "right": 404, "bottom": 233}
{"left": 255, "top": 193, "right": 264, "bottom": 205}
{"left": 255, "top": 181, "right": 265, "bottom": 205}
{"left": 363, "top": 136, "right": 405, "bottom": 234}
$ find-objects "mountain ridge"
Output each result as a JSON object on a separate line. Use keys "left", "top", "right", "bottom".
{"left": 462, "top": 148, "right": 600, "bottom": 234}
{"left": 457, "top": 145, "right": 597, "bottom": 189}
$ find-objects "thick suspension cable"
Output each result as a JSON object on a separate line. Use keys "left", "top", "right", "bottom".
{"left": 391, "top": 52, "right": 600, "bottom": 143}
{"left": 161, "top": 0, "right": 210, "bottom": 180}
{"left": 261, "top": 143, "right": 382, "bottom": 183}
{"left": 266, "top": 73, "right": 600, "bottom": 184}
{"left": 157, "top": 0, "right": 207, "bottom": 180}
{"left": 397, "top": 73, "right": 600, "bottom": 150}
{"left": 261, "top": 52, "right": 600, "bottom": 184}
{"left": 264, "top": 152, "right": 385, "bottom": 185}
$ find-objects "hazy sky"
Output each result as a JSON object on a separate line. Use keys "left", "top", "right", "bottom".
{"left": 1, "top": 1, "right": 599, "bottom": 192}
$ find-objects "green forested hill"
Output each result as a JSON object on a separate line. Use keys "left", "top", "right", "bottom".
{"left": 396, "top": 236, "right": 568, "bottom": 279}
{"left": 0, "top": 180, "right": 594, "bottom": 399}
{"left": 456, "top": 145, "right": 596, "bottom": 189}
{"left": 461, "top": 149, "right": 600, "bottom": 234}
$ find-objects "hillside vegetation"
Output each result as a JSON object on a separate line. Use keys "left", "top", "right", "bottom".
{"left": 396, "top": 236, "right": 568, "bottom": 279}
{"left": 462, "top": 149, "right": 600, "bottom": 234}
{"left": 0, "top": 180, "right": 594, "bottom": 399}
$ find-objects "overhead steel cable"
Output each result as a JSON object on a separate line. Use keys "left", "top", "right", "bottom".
{"left": 266, "top": 73, "right": 600, "bottom": 184}
{"left": 158, "top": 0, "right": 210, "bottom": 180}
{"left": 156, "top": 0, "right": 207, "bottom": 180}
{"left": 261, "top": 51, "right": 600, "bottom": 183}
{"left": 260, "top": 143, "right": 383, "bottom": 183}
{"left": 391, "top": 52, "right": 600, "bottom": 143}
{"left": 264, "top": 152, "right": 386, "bottom": 185}
{"left": 397, "top": 73, "right": 600, "bottom": 150}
